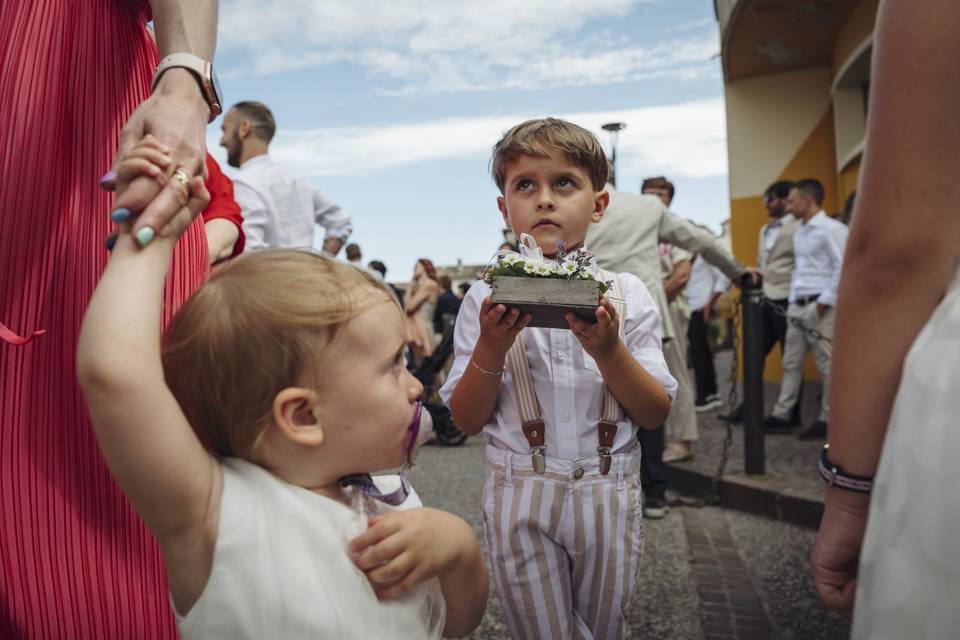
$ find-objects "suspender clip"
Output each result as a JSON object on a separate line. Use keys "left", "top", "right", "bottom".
{"left": 597, "top": 420, "right": 618, "bottom": 475}
{"left": 598, "top": 447, "right": 613, "bottom": 475}
{"left": 531, "top": 446, "right": 546, "bottom": 474}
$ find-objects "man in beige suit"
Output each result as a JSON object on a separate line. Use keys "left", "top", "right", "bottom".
{"left": 586, "top": 178, "right": 751, "bottom": 518}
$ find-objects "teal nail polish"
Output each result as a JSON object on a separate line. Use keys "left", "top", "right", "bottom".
{"left": 105, "top": 235, "right": 117, "bottom": 251}
{"left": 136, "top": 227, "right": 155, "bottom": 247}
{"left": 110, "top": 207, "right": 130, "bottom": 223}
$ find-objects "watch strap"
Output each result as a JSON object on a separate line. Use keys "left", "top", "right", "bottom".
{"left": 151, "top": 53, "right": 221, "bottom": 123}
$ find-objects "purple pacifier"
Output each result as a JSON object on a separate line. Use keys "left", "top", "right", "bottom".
{"left": 404, "top": 402, "right": 433, "bottom": 465}
{"left": 338, "top": 403, "right": 432, "bottom": 507}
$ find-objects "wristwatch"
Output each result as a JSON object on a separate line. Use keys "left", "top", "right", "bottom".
{"left": 818, "top": 444, "right": 873, "bottom": 494}
{"left": 151, "top": 53, "right": 223, "bottom": 123}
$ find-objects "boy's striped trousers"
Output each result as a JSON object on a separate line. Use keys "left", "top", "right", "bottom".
{"left": 482, "top": 446, "right": 645, "bottom": 640}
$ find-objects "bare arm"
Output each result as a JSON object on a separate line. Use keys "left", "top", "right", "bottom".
{"left": 663, "top": 259, "right": 691, "bottom": 301}
{"left": 404, "top": 280, "right": 438, "bottom": 315}
{"left": 77, "top": 177, "right": 220, "bottom": 612}
{"left": 812, "top": 0, "right": 960, "bottom": 616}
{"left": 827, "top": 1, "right": 960, "bottom": 478}
{"left": 436, "top": 517, "right": 489, "bottom": 637}
{"left": 447, "top": 295, "right": 529, "bottom": 435}
{"left": 205, "top": 217, "right": 240, "bottom": 263}
{"left": 110, "top": 1, "right": 219, "bottom": 241}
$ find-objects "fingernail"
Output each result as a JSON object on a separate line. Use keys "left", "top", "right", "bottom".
{"left": 136, "top": 227, "right": 155, "bottom": 247}
{"left": 99, "top": 170, "right": 117, "bottom": 186}
{"left": 110, "top": 207, "right": 131, "bottom": 223}
{"left": 105, "top": 235, "right": 117, "bottom": 251}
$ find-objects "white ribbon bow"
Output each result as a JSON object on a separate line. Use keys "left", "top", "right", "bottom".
{"left": 517, "top": 233, "right": 545, "bottom": 262}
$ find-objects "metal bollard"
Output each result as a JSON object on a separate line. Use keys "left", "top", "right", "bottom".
{"left": 741, "top": 279, "right": 765, "bottom": 475}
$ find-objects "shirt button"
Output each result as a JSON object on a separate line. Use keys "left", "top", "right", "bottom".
{"left": 573, "top": 468, "right": 584, "bottom": 480}
{"left": 557, "top": 352, "right": 565, "bottom": 361}
{"left": 562, "top": 413, "right": 570, "bottom": 421}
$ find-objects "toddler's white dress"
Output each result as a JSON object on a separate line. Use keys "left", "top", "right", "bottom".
{"left": 175, "top": 459, "right": 445, "bottom": 639}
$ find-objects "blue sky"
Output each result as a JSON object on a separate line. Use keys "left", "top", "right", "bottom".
{"left": 208, "top": 0, "right": 729, "bottom": 281}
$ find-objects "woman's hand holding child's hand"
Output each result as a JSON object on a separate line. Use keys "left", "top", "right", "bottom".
{"left": 108, "top": 135, "right": 209, "bottom": 249}
{"left": 566, "top": 296, "right": 621, "bottom": 359}
{"left": 477, "top": 296, "right": 531, "bottom": 356}
{"left": 349, "top": 507, "right": 473, "bottom": 600}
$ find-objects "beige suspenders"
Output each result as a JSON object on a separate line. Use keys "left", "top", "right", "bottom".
{"left": 506, "top": 271, "right": 627, "bottom": 475}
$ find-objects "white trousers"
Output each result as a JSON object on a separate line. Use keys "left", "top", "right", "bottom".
{"left": 772, "top": 302, "right": 834, "bottom": 422}
{"left": 482, "top": 446, "right": 644, "bottom": 640}
{"left": 664, "top": 303, "right": 697, "bottom": 443}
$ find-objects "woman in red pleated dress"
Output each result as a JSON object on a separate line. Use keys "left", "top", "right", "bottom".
{"left": 0, "top": 1, "right": 219, "bottom": 636}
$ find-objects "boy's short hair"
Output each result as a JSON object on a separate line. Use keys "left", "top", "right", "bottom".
{"left": 162, "top": 250, "right": 394, "bottom": 458}
{"left": 641, "top": 176, "right": 675, "bottom": 201}
{"left": 491, "top": 118, "right": 609, "bottom": 193}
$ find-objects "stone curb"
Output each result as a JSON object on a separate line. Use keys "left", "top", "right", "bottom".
{"left": 665, "top": 462, "right": 825, "bottom": 530}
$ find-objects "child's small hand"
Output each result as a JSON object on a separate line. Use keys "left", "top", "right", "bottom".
{"left": 107, "top": 135, "right": 209, "bottom": 249}
{"left": 348, "top": 507, "right": 473, "bottom": 600}
{"left": 477, "top": 296, "right": 531, "bottom": 356}
{"left": 114, "top": 134, "right": 174, "bottom": 193}
{"left": 566, "top": 296, "right": 621, "bottom": 359}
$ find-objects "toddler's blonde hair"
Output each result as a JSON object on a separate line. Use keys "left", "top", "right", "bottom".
{"left": 161, "top": 250, "right": 394, "bottom": 458}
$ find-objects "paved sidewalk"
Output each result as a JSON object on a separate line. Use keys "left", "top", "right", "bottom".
{"left": 666, "top": 350, "right": 828, "bottom": 528}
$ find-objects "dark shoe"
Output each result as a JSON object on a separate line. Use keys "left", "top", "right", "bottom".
{"left": 694, "top": 394, "right": 723, "bottom": 413}
{"left": 798, "top": 420, "right": 828, "bottom": 440}
{"left": 762, "top": 414, "right": 798, "bottom": 434}
{"left": 643, "top": 496, "right": 669, "bottom": 519}
{"left": 719, "top": 403, "right": 744, "bottom": 423}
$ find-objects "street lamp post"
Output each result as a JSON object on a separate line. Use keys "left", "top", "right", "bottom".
{"left": 601, "top": 122, "right": 626, "bottom": 187}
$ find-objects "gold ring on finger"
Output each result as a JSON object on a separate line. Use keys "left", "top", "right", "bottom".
{"left": 170, "top": 168, "right": 190, "bottom": 194}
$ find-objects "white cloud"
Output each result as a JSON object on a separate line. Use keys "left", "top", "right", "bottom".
{"left": 208, "top": 97, "right": 727, "bottom": 180}
{"left": 216, "top": 0, "right": 717, "bottom": 94}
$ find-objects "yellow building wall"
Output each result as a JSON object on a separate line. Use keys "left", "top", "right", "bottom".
{"left": 839, "top": 157, "right": 861, "bottom": 205}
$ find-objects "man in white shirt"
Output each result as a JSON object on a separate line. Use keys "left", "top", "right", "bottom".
{"left": 219, "top": 101, "right": 352, "bottom": 255}
{"left": 686, "top": 252, "right": 731, "bottom": 412}
{"left": 765, "top": 179, "right": 848, "bottom": 440}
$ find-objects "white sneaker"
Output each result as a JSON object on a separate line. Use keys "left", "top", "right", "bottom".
{"left": 663, "top": 443, "right": 693, "bottom": 463}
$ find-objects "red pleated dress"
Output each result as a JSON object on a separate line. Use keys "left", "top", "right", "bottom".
{"left": 0, "top": 1, "right": 209, "bottom": 637}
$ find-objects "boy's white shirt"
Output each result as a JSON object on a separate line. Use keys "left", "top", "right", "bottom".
{"left": 439, "top": 270, "right": 677, "bottom": 459}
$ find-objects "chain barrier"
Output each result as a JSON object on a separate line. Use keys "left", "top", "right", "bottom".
{"left": 703, "top": 291, "right": 830, "bottom": 505}
{"left": 760, "top": 296, "right": 832, "bottom": 346}
{"left": 706, "top": 296, "right": 740, "bottom": 505}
